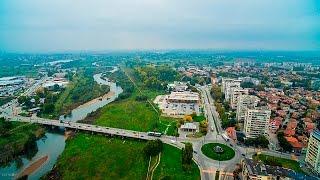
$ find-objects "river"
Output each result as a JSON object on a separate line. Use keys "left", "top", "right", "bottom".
{"left": 0, "top": 72, "right": 122, "bottom": 180}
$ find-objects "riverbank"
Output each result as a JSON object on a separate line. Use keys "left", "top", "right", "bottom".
{"left": 17, "top": 155, "right": 48, "bottom": 179}
{"left": 0, "top": 119, "right": 45, "bottom": 167}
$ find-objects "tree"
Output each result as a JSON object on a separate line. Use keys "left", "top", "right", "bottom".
{"left": 277, "top": 132, "right": 293, "bottom": 152}
{"left": 143, "top": 139, "right": 163, "bottom": 157}
{"left": 182, "top": 143, "right": 193, "bottom": 171}
{"left": 184, "top": 115, "right": 193, "bottom": 122}
{"left": 0, "top": 117, "right": 12, "bottom": 137}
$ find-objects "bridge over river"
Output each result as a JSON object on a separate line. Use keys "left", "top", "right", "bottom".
{"left": 6, "top": 115, "right": 185, "bottom": 149}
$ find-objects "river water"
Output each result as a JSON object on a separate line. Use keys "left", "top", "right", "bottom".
{"left": 0, "top": 73, "right": 122, "bottom": 180}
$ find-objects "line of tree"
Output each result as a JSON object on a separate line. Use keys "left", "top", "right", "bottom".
{"left": 244, "top": 135, "right": 269, "bottom": 148}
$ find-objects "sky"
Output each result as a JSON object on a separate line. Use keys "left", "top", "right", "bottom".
{"left": 0, "top": 0, "right": 319, "bottom": 52}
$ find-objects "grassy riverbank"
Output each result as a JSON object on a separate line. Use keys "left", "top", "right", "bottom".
{"left": 0, "top": 119, "right": 45, "bottom": 167}
{"left": 47, "top": 133, "right": 200, "bottom": 179}
{"left": 82, "top": 68, "right": 178, "bottom": 135}
{"left": 54, "top": 69, "right": 110, "bottom": 115}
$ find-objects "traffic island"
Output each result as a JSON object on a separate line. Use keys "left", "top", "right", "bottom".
{"left": 201, "top": 143, "right": 235, "bottom": 161}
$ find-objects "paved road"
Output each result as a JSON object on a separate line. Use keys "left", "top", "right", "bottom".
{"left": 1, "top": 81, "right": 303, "bottom": 180}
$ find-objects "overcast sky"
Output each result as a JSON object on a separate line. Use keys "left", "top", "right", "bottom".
{"left": 0, "top": 0, "right": 319, "bottom": 52}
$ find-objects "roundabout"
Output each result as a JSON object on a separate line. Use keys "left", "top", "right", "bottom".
{"left": 201, "top": 143, "right": 235, "bottom": 161}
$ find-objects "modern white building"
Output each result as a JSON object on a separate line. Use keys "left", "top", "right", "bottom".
{"left": 154, "top": 91, "right": 200, "bottom": 118}
{"left": 305, "top": 130, "right": 320, "bottom": 175}
{"left": 221, "top": 78, "right": 241, "bottom": 101}
{"left": 230, "top": 88, "right": 249, "bottom": 109}
{"left": 244, "top": 108, "right": 271, "bottom": 138}
{"left": 236, "top": 95, "right": 260, "bottom": 122}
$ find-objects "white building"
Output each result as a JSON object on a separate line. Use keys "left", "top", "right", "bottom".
{"left": 221, "top": 78, "right": 241, "bottom": 101}
{"left": 167, "top": 81, "right": 188, "bottom": 92}
{"left": 305, "top": 130, "right": 320, "bottom": 175}
{"left": 236, "top": 95, "right": 260, "bottom": 122}
{"left": 154, "top": 91, "right": 200, "bottom": 118}
{"left": 230, "top": 88, "right": 248, "bottom": 109}
{"left": 244, "top": 108, "right": 271, "bottom": 138}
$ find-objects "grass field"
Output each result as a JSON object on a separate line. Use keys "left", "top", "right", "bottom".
{"left": 94, "top": 90, "right": 177, "bottom": 134}
{"left": 253, "top": 154, "right": 303, "bottom": 173}
{"left": 55, "top": 133, "right": 148, "bottom": 179}
{"left": 201, "top": 143, "right": 235, "bottom": 161}
{"left": 54, "top": 133, "right": 200, "bottom": 180}
{"left": 154, "top": 144, "right": 200, "bottom": 180}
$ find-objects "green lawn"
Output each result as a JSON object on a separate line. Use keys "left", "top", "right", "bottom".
{"left": 192, "top": 114, "right": 206, "bottom": 122}
{"left": 253, "top": 154, "right": 303, "bottom": 173}
{"left": 154, "top": 144, "right": 200, "bottom": 180}
{"left": 54, "top": 133, "right": 200, "bottom": 180}
{"left": 94, "top": 89, "right": 177, "bottom": 134}
{"left": 201, "top": 143, "right": 235, "bottom": 161}
{"left": 55, "top": 133, "right": 148, "bottom": 180}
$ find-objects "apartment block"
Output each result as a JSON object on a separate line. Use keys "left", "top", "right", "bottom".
{"left": 305, "top": 130, "right": 320, "bottom": 175}
{"left": 230, "top": 88, "right": 249, "bottom": 109}
{"left": 244, "top": 108, "right": 271, "bottom": 138}
{"left": 221, "top": 78, "right": 241, "bottom": 101}
{"left": 236, "top": 95, "right": 260, "bottom": 122}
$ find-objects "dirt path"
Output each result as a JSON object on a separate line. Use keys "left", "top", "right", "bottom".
{"left": 17, "top": 155, "right": 49, "bottom": 178}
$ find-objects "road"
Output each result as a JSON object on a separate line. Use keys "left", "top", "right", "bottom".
{"left": 0, "top": 80, "right": 303, "bottom": 180}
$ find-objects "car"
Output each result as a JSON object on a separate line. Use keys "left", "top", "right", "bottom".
{"left": 193, "top": 151, "right": 197, "bottom": 154}
{"left": 242, "top": 154, "right": 246, "bottom": 157}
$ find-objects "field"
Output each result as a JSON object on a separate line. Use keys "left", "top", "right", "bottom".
{"left": 154, "top": 144, "right": 200, "bottom": 180}
{"left": 253, "top": 154, "right": 303, "bottom": 173}
{"left": 89, "top": 67, "right": 179, "bottom": 135}
{"left": 201, "top": 143, "right": 235, "bottom": 161}
{"left": 53, "top": 133, "right": 200, "bottom": 179}
{"left": 94, "top": 90, "right": 177, "bottom": 134}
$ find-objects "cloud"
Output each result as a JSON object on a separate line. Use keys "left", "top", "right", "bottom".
{"left": 0, "top": 0, "right": 319, "bottom": 52}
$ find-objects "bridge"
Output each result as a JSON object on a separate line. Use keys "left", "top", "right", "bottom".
{"left": 6, "top": 115, "right": 185, "bottom": 149}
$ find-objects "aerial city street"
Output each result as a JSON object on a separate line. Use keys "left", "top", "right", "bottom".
{"left": 1, "top": 0, "right": 319, "bottom": 180}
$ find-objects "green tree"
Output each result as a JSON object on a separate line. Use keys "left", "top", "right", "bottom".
{"left": 182, "top": 143, "right": 193, "bottom": 171}
{"left": 143, "top": 139, "right": 163, "bottom": 157}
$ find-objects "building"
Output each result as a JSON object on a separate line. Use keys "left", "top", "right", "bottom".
{"left": 305, "top": 130, "right": 320, "bottom": 175}
{"left": 167, "top": 81, "right": 188, "bottom": 92}
{"left": 221, "top": 78, "right": 242, "bottom": 101}
{"left": 154, "top": 91, "right": 200, "bottom": 118}
{"left": 236, "top": 95, "right": 260, "bottom": 122}
{"left": 241, "top": 158, "right": 311, "bottom": 180}
{"left": 244, "top": 108, "right": 271, "bottom": 138}
{"left": 230, "top": 88, "right": 249, "bottom": 109}
{"left": 180, "top": 123, "right": 197, "bottom": 132}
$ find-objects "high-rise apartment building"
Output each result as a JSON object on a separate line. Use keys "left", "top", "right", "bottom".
{"left": 230, "top": 88, "right": 249, "bottom": 109}
{"left": 236, "top": 95, "right": 260, "bottom": 122}
{"left": 305, "top": 130, "right": 320, "bottom": 175}
{"left": 244, "top": 108, "right": 271, "bottom": 138}
{"left": 221, "top": 78, "right": 241, "bottom": 101}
